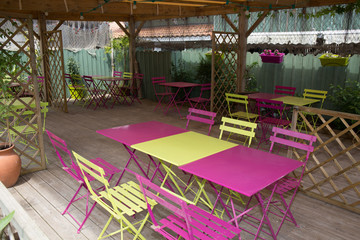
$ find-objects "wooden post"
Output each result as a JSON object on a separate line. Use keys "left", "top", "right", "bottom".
{"left": 238, "top": 10, "right": 248, "bottom": 92}
{"left": 28, "top": 17, "right": 46, "bottom": 170}
{"left": 129, "top": 16, "right": 136, "bottom": 75}
{"left": 38, "top": 13, "right": 50, "bottom": 103}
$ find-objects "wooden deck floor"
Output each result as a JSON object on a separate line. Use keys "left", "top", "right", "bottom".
{"left": 7, "top": 99, "right": 360, "bottom": 240}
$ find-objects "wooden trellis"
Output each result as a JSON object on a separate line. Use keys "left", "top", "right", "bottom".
{"left": 44, "top": 30, "right": 67, "bottom": 112}
{"left": 292, "top": 106, "right": 360, "bottom": 214}
{"left": 211, "top": 31, "right": 238, "bottom": 121}
{"left": 0, "top": 16, "right": 46, "bottom": 174}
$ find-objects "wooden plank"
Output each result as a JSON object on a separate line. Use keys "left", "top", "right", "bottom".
{"left": 0, "top": 181, "right": 50, "bottom": 240}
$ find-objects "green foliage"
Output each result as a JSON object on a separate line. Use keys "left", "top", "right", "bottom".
{"left": 66, "top": 58, "right": 82, "bottom": 85}
{"left": 0, "top": 211, "right": 15, "bottom": 238}
{"left": 196, "top": 56, "right": 211, "bottom": 84}
{"left": 171, "top": 60, "right": 192, "bottom": 82}
{"left": 298, "top": 1, "right": 360, "bottom": 18}
{"left": 244, "top": 61, "right": 259, "bottom": 92}
{"left": 105, "top": 37, "right": 129, "bottom": 71}
{"left": 329, "top": 79, "right": 360, "bottom": 115}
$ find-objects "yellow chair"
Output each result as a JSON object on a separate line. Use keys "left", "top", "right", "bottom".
{"left": 225, "top": 93, "right": 258, "bottom": 122}
{"left": 219, "top": 116, "right": 257, "bottom": 146}
{"left": 300, "top": 89, "right": 328, "bottom": 132}
{"left": 73, "top": 151, "right": 156, "bottom": 240}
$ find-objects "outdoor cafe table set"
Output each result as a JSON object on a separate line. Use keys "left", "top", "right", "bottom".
{"left": 97, "top": 121, "right": 305, "bottom": 239}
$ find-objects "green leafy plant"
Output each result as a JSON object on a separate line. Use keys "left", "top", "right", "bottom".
{"left": 244, "top": 61, "right": 260, "bottom": 92}
{"left": 171, "top": 60, "right": 193, "bottom": 83}
{"left": 66, "top": 58, "right": 82, "bottom": 86}
{"left": 105, "top": 37, "right": 129, "bottom": 72}
{"left": 0, "top": 210, "right": 15, "bottom": 238}
{"left": 196, "top": 55, "right": 211, "bottom": 84}
{"left": 329, "top": 79, "right": 360, "bottom": 115}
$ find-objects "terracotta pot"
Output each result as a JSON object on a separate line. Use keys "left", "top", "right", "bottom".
{"left": 0, "top": 143, "right": 21, "bottom": 188}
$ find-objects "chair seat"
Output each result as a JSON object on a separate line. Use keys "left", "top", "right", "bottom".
{"left": 156, "top": 204, "right": 239, "bottom": 240}
{"left": 262, "top": 117, "right": 291, "bottom": 127}
{"left": 267, "top": 176, "right": 301, "bottom": 195}
{"left": 188, "top": 97, "right": 209, "bottom": 103}
{"left": 230, "top": 111, "right": 258, "bottom": 120}
{"left": 95, "top": 181, "right": 156, "bottom": 217}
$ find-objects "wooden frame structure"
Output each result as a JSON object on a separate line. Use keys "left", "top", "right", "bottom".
{"left": 291, "top": 106, "right": 360, "bottom": 214}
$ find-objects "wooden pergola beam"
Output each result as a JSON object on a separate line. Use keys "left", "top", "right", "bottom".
{"left": 246, "top": 10, "right": 269, "bottom": 37}
{"left": 115, "top": 21, "right": 129, "bottom": 37}
{"left": 222, "top": 14, "right": 238, "bottom": 32}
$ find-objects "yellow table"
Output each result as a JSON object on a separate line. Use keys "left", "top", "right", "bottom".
{"left": 273, "top": 96, "right": 319, "bottom": 106}
{"left": 132, "top": 131, "right": 237, "bottom": 206}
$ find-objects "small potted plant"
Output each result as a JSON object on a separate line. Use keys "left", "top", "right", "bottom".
{"left": 0, "top": 55, "right": 21, "bottom": 188}
{"left": 319, "top": 53, "right": 350, "bottom": 67}
{"left": 66, "top": 58, "right": 86, "bottom": 99}
{"left": 260, "top": 49, "right": 285, "bottom": 63}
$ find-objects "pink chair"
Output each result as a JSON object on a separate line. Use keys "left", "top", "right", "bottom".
{"left": 267, "top": 127, "right": 316, "bottom": 236}
{"left": 151, "top": 76, "right": 175, "bottom": 111}
{"left": 46, "top": 130, "right": 122, "bottom": 233}
{"left": 188, "top": 83, "right": 211, "bottom": 110}
{"left": 274, "top": 85, "right": 296, "bottom": 96}
{"left": 83, "top": 75, "right": 107, "bottom": 110}
{"left": 186, "top": 108, "right": 216, "bottom": 136}
{"left": 256, "top": 98, "right": 291, "bottom": 148}
{"left": 113, "top": 71, "right": 122, "bottom": 77}
{"left": 131, "top": 170, "right": 241, "bottom": 240}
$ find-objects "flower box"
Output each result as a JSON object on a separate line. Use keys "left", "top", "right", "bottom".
{"left": 260, "top": 53, "right": 284, "bottom": 63}
{"left": 319, "top": 54, "right": 349, "bottom": 67}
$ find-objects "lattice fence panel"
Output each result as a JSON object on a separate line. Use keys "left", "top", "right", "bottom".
{"left": 0, "top": 16, "right": 46, "bottom": 173}
{"left": 211, "top": 31, "right": 238, "bottom": 121}
{"left": 294, "top": 106, "right": 360, "bottom": 214}
{"left": 44, "top": 30, "right": 67, "bottom": 112}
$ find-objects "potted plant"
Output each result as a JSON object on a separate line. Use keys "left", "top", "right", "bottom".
{"left": 0, "top": 51, "right": 22, "bottom": 188}
{"left": 260, "top": 49, "right": 285, "bottom": 63}
{"left": 319, "top": 53, "right": 350, "bottom": 67}
{"left": 66, "top": 58, "right": 86, "bottom": 99}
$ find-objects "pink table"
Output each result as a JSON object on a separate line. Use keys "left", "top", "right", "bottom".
{"left": 97, "top": 121, "right": 188, "bottom": 184}
{"left": 159, "top": 82, "right": 200, "bottom": 117}
{"left": 179, "top": 145, "right": 303, "bottom": 240}
{"left": 94, "top": 76, "right": 132, "bottom": 107}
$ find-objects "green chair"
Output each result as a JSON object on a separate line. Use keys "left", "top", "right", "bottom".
{"left": 225, "top": 93, "right": 258, "bottom": 122}
{"left": 219, "top": 116, "right": 257, "bottom": 147}
{"left": 73, "top": 151, "right": 156, "bottom": 240}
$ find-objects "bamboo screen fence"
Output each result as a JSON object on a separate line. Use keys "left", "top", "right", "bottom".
{"left": 292, "top": 106, "right": 360, "bottom": 214}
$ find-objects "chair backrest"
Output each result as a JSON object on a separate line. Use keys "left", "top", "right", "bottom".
{"left": 151, "top": 76, "right": 167, "bottom": 94}
{"left": 186, "top": 108, "right": 216, "bottom": 136}
{"left": 122, "top": 72, "right": 133, "bottom": 79}
{"left": 269, "top": 127, "right": 316, "bottom": 178}
{"left": 73, "top": 151, "right": 117, "bottom": 213}
{"left": 274, "top": 85, "right": 296, "bottom": 96}
{"left": 256, "top": 98, "right": 286, "bottom": 123}
{"left": 82, "top": 75, "right": 96, "bottom": 89}
{"left": 46, "top": 130, "right": 82, "bottom": 181}
{"left": 303, "top": 89, "right": 327, "bottom": 108}
{"left": 113, "top": 71, "right": 122, "bottom": 77}
{"left": 133, "top": 73, "right": 144, "bottom": 91}
{"left": 225, "top": 93, "right": 251, "bottom": 118}
{"left": 198, "top": 83, "right": 211, "bottom": 98}
{"left": 219, "top": 116, "right": 257, "bottom": 146}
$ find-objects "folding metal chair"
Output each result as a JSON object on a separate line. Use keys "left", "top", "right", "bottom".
{"left": 225, "top": 93, "right": 258, "bottom": 122}
{"left": 274, "top": 85, "right": 296, "bottom": 96}
{"left": 266, "top": 127, "right": 316, "bottom": 237}
{"left": 65, "top": 73, "right": 86, "bottom": 105}
{"left": 73, "top": 151, "right": 155, "bottom": 240}
{"left": 151, "top": 77, "right": 175, "bottom": 111}
{"left": 299, "top": 88, "right": 328, "bottom": 131}
{"left": 188, "top": 83, "right": 211, "bottom": 110}
{"left": 46, "top": 130, "right": 122, "bottom": 233}
{"left": 219, "top": 116, "right": 257, "bottom": 146}
{"left": 256, "top": 98, "right": 291, "bottom": 148}
{"left": 123, "top": 73, "right": 143, "bottom": 104}
{"left": 186, "top": 107, "right": 216, "bottom": 136}
{"left": 113, "top": 71, "right": 122, "bottom": 77}
{"left": 132, "top": 170, "right": 241, "bottom": 240}
{"left": 83, "top": 75, "right": 107, "bottom": 110}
